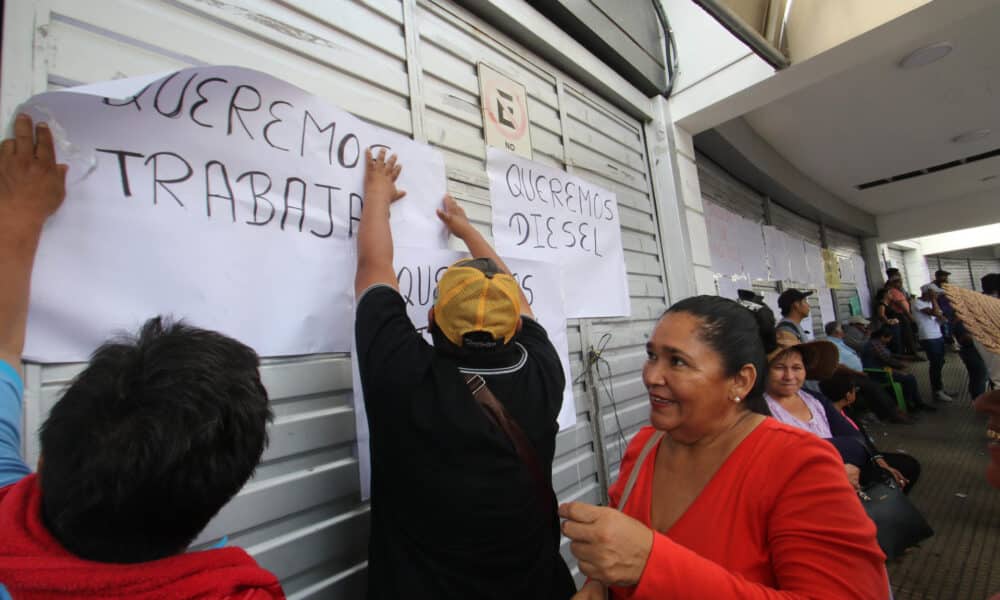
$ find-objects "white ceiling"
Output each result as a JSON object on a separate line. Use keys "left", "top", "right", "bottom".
{"left": 743, "top": 2, "right": 1000, "bottom": 217}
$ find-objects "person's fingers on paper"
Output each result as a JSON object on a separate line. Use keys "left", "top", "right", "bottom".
{"left": 13, "top": 113, "right": 32, "bottom": 156}
{"left": 34, "top": 121, "right": 56, "bottom": 164}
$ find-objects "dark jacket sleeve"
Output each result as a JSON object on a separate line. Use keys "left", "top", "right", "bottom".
{"left": 816, "top": 392, "right": 870, "bottom": 467}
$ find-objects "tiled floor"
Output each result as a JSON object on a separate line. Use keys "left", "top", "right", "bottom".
{"left": 872, "top": 352, "right": 999, "bottom": 599}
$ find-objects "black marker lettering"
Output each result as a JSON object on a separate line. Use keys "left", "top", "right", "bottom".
{"left": 417, "top": 265, "right": 433, "bottom": 306}
{"left": 311, "top": 183, "right": 338, "bottom": 238}
{"left": 562, "top": 220, "right": 577, "bottom": 247}
{"left": 301, "top": 110, "right": 336, "bottom": 165}
{"left": 580, "top": 188, "right": 592, "bottom": 218}
{"left": 189, "top": 77, "right": 227, "bottom": 128}
{"left": 205, "top": 160, "right": 236, "bottom": 222}
{"left": 564, "top": 181, "right": 577, "bottom": 214}
{"left": 281, "top": 177, "right": 306, "bottom": 232}
{"left": 348, "top": 192, "right": 363, "bottom": 238}
{"left": 144, "top": 151, "right": 192, "bottom": 207}
{"left": 545, "top": 216, "right": 557, "bottom": 248}
{"left": 227, "top": 84, "right": 262, "bottom": 139}
{"left": 549, "top": 177, "right": 564, "bottom": 208}
{"left": 508, "top": 212, "right": 530, "bottom": 246}
{"left": 95, "top": 148, "right": 144, "bottom": 197}
{"left": 102, "top": 83, "right": 153, "bottom": 110}
{"left": 522, "top": 169, "right": 536, "bottom": 201}
{"left": 337, "top": 133, "right": 360, "bottom": 169}
{"left": 505, "top": 163, "right": 522, "bottom": 198}
{"left": 521, "top": 274, "right": 535, "bottom": 305}
{"left": 238, "top": 171, "right": 274, "bottom": 226}
{"left": 578, "top": 221, "right": 590, "bottom": 253}
{"left": 153, "top": 71, "right": 197, "bottom": 119}
{"left": 396, "top": 266, "right": 415, "bottom": 306}
{"left": 534, "top": 174, "right": 547, "bottom": 203}
{"left": 263, "top": 100, "right": 292, "bottom": 152}
{"left": 530, "top": 213, "right": 545, "bottom": 248}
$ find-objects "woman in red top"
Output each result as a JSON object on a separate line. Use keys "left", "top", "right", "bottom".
{"left": 560, "top": 295, "right": 888, "bottom": 599}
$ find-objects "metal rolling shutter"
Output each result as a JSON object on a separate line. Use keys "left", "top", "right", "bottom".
{"left": 769, "top": 204, "right": 822, "bottom": 247}
{"left": 695, "top": 154, "right": 766, "bottom": 223}
{"left": 833, "top": 288, "right": 860, "bottom": 322}
{"left": 887, "top": 247, "right": 908, "bottom": 282}
{"left": 825, "top": 228, "right": 863, "bottom": 256}
{"left": 939, "top": 258, "right": 974, "bottom": 290}
{"left": 969, "top": 258, "right": 1000, "bottom": 291}
{"left": 7, "top": 0, "right": 673, "bottom": 595}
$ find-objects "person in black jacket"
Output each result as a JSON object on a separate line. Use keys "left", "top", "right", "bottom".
{"left": 820, "top": 372, "right": 920, "bottom": 494}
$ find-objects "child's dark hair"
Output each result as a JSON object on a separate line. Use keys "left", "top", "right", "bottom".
{"left": 39, "top": 317, "right": 273, "bottom": 563}
{"left": 665, "top": 295, "right": 778, "bottom": 414}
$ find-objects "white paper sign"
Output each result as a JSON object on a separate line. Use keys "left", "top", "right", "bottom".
{"left": 19, "top": 66, "right": 449, "bottom": 361}
{"left": 487, "top": 148, "right": 630, "bottom": 318}
{"left": 817, "top": 286, "right": 837, "bottom": 330}
{"left": 763, "top": 226, "right": 790, "bottom": 282}
{"left": 853, "top": 254, "right": 872, "bottom": 318}
{"left": 704, "top": 201, "right": 741, "bottom": 277}
{"left": 804, "top": 241, "right": 824, "bottom": 287}
{"left": 352, "top": 248, "right": 577, "bottom": 499}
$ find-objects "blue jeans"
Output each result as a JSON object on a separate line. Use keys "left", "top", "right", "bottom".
{"left": 959, "top": 344, "right": 988, "bottom": 399}
{"left": 920, "top": 337, "right": 945, "bottom": 393}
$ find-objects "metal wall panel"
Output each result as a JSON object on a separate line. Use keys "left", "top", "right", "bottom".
{"left": 833, "top": 288, "right": 860, "bottom": 323}
{"left": 7, "top": 0, "right": 673, "bottom": 596}
{"left": 11, "top": 1, "right": 414, "bottom": 596}
{"left": 770, "top": 204, "right": 822, "bottom": 246}
{"left": 695, "top": 154, "right": 766, "bottom": 222}
{"left": 970, "top": 258, "right": 1000, "bottom": 291}
{"left": 887, "top": 247, "right": 908, "bottom": 283}
{"left": 939, "top": 258, "right": 974, "bottom": 290}
{"left": 826, "top": 227, "right": 863, "bottom": 256}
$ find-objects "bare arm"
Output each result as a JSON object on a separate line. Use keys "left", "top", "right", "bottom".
{"left": 0, "top": 115, "right": 68, "bottom": 375}
{"left": 436, "top": 194, "right": 534, "bottom": 319}
{"left": 354, "top": 148, "right": 406, "bottom": 297}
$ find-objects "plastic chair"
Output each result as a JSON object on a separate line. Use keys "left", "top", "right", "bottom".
{"left": 864, "top": 368, "right": 908, "bottom": 414}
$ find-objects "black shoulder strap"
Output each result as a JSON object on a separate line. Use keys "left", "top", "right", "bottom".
{"left": 464, "top": 373, "right": 554, "bottom": 510}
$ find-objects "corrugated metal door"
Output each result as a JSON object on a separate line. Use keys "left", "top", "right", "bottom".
{"left": 696, "top": 155, "right": 766, "bottom": 222}
{"left": 5, "top": 0, "right": 673, "bottom": 595}
{"left": 940, "top": 258, "right": 974, "bottom": 290}
{"left": 970, "top": 258, "right": 1000, "bottom": 291}
{"left": 769, "top": 204, "right": 822, "bottom": 246}
{"left": 887, "top": 247, "right": 908, "bottom": 282}
{"left": 833, "top": 288, "right": 860, "bottom": 322}
{"left": 825, "top": 228, "right": 863, "bottom": 256}
{"left": 414, "top": 1, "right": 670, "bottom": 584}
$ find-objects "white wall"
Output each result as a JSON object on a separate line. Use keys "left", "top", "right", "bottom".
{"left": 785, "top": 0, "right": 930, "bottom": 63}
{"left": 661, "top": 0, "right": 775, "bottom": 130}
{"left": 877, "top": 189, "right": 1000, "bottom": 241}
{"left": 883, "top": 240, "right": 930, "bottom": 293}
{"left": 905, "top": 223, "right": 1000, "bottom": 256}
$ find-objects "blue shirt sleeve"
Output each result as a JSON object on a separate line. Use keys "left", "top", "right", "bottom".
{"left": 0, "top": 360, "right": 31, "bottom": 488}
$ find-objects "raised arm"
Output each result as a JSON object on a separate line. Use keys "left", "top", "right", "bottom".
{"left": 436, "top": 194, "right": 534, "bottom": 319}
{"left": 354, "top": 148, "right": 406, "bottom": 297}
{"left": 0, "top": 114, "right": 68, "bottom": 374}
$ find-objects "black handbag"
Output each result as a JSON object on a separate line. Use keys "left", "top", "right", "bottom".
{"left": 858, "top": 479, "right": 933, "bottom": 560}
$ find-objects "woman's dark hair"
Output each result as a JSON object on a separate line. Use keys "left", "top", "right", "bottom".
{"left": 665, "top": 295, "right": 778, "bottom": 414}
